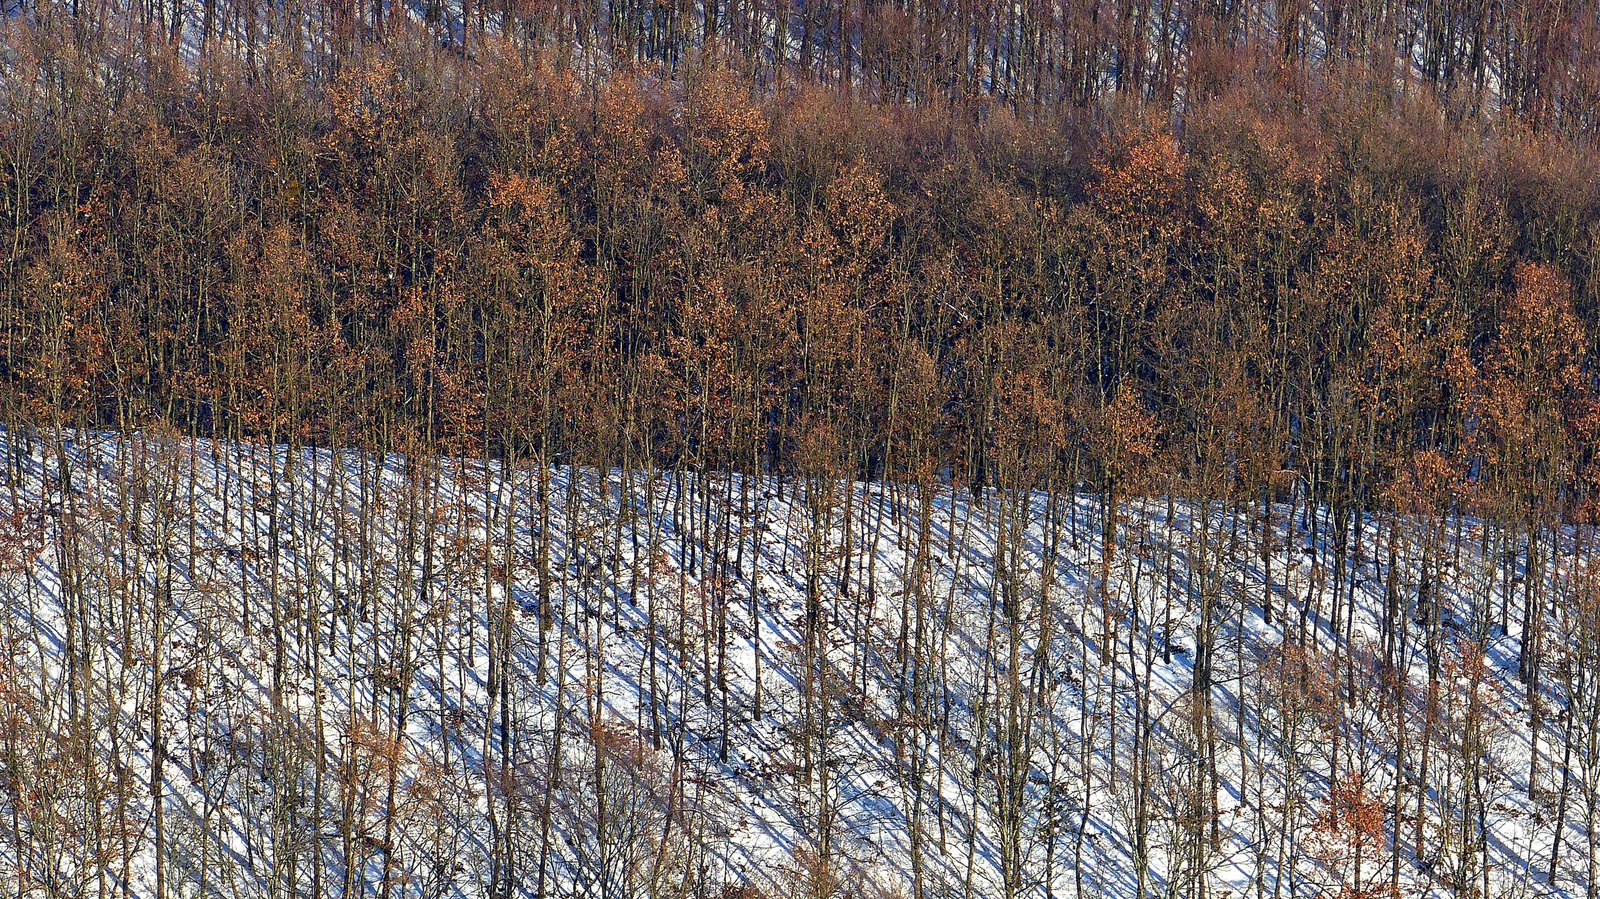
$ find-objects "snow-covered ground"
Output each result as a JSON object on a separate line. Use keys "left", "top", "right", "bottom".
{"left": 0, "top": 430, "right": 1593, "bottom": 899}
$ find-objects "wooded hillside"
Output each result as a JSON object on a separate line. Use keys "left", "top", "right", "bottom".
{"left": 6, "top": 3, "right": 1600, "bottom": 897}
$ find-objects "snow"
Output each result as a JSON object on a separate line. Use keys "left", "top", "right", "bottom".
{"left": 0, "top": 429, "right": 1591, "bottom": 898}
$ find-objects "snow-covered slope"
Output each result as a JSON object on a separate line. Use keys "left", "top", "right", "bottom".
{"left": 1, "top": 431, "right": 1593, "bottom": 899}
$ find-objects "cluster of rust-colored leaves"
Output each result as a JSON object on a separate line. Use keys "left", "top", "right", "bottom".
{"left": 2, "top": 21, "right": 1600, "bottom": 526}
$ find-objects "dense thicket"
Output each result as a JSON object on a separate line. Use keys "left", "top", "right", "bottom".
{"left": 5, "top": 8, "right": 1600, "bottom": 525}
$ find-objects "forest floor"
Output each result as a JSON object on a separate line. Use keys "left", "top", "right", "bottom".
{"left": 0, "top": 431, "right": 1590, "bottom": 899}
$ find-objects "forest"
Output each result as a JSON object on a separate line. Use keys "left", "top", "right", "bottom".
{"left": 5, "top": 0, "right": 1600, "bottom": 896}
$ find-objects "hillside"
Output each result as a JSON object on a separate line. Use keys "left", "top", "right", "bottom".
{"left": 3, "top": 430, "right": 1596, "bottom": 899}
{"left": 8, "top": 1, "right": 1600, "bottom": 895}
